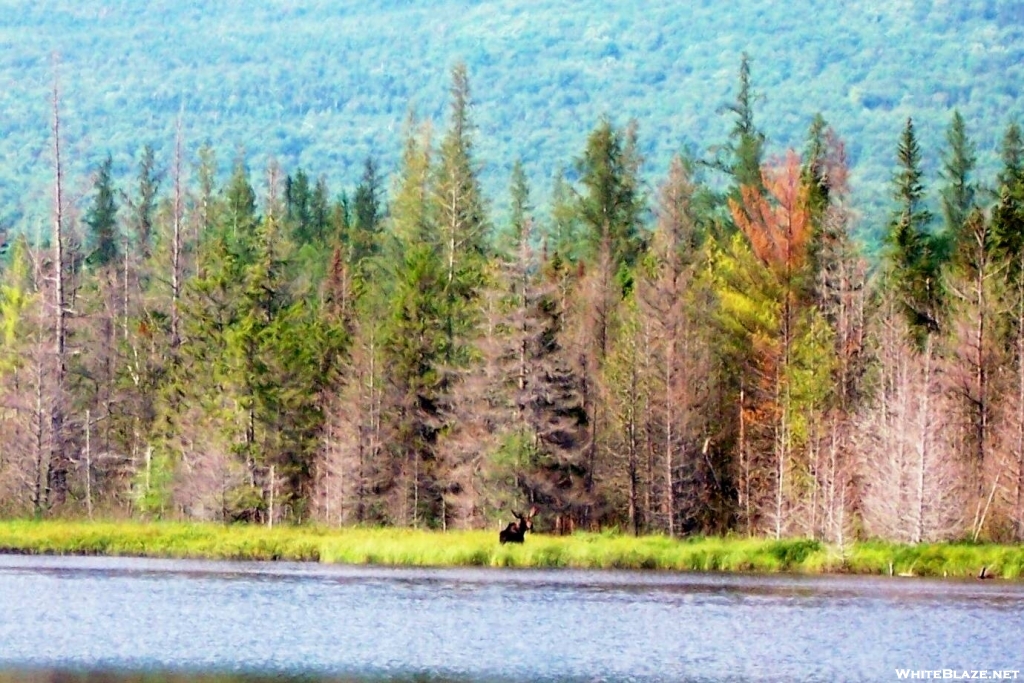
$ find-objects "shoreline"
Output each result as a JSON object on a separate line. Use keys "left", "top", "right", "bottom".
{"left": 0, "top": 520, "right": 1021, "bottom": 579}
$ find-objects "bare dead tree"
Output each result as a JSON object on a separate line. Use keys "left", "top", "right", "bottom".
{"left": 171, "top": 117, "right": 184, "bottom": 350}
{"left": 858, "top": 297, "right": 965, "bottom": 543}
{"left": 46, "top": 64, "right": 69, "bottom": 511}
{"left": 637, "top": 156, "right": 708, "bottom": 535}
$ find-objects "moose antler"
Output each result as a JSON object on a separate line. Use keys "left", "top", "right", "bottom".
{"left": 499, "top": 506, "right": 539, "bottom": 544}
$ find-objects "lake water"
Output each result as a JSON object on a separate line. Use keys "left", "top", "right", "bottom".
{"left": 0, "top": 555, "right": 1022, "bottom": 682}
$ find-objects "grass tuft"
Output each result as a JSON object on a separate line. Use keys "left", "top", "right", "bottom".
{"left": 1, "top": 520, "right": 1022, "bottom": 580}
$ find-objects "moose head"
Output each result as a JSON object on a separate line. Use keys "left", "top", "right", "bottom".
{"left": 499, "top": 506, "right": 538, "bottom": 544}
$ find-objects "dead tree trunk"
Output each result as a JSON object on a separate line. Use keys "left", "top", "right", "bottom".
{"left": 46, "top": 70, "right": 68, "bottom": 511}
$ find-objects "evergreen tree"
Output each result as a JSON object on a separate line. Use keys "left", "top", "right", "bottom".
{"left": 310, "top": 177, "right": 334, "bottom": 244}
{"left": 723, "top": 53, "right": 765, "bottom": 193}
{"left": 940, "top": 110, "right": 978, "bottom": 249}
{"left": 350, "top": 156, "right": 384, "bottom": 265}
{"left": 385, "top": 240, "right": 448, "bottom": 525}
{"left": 724, "top": 152, "right": 819, "bottom": 537}
{"left": 637, "top": 156, "right": 722, "bottom": 535}
{"left": 547, "top": 167, "right": 584, "bottom": 263}
{"left": 84, "top": 155, "right": 120, "bottom": 269}
{"left": 285, "top": 168, "right": 315, "bottom": 244}
{"left": 801, "top": 117, "right": 851, "bottom": 283}
{"left": 222, "top": 155, "right": 259, "bottom": 266}
{"left": 433, "top": 63, "right": 488, "bottom": 370}
{"left": 498, "top": 157, "right": 531, "bottom": 255}
{"left": 574, "top": 117, "right": 645, "bottom": 278}
{"left": 992, "top": 122, "right": 1024, "bottom": 274}
{"left": 128, "top": 145, "right": 160, "bottom": 260}
{"left": 429, "top": 63, "right": 493, "bottom": 526}
{"left": 379, "top": 117, "right": 447, "bottom": 525}
{"left": 886, "top": 117, "right": 942, "bottom": 340}
{"left": 802, "top": 114, "right": 831, "bottom": 219}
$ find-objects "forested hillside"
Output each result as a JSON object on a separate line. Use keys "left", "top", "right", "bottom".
{"left": 1, "top": 0, "right": 1022, "bottom": 242}
{"left": 2, "top": 53, "right": 1024, "bottom": 545}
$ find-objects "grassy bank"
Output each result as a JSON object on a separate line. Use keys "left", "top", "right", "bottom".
{"left": 0, "top": 520, "right": 1021, "bottom": 579}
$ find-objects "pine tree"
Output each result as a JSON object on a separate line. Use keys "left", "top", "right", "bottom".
{"left": 991, "top": 121, "right": 1024, "bottom": 540}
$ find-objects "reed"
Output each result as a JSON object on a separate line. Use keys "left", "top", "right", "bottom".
{"left": 1, "top": 520, "right": 1021, "bottom": 579}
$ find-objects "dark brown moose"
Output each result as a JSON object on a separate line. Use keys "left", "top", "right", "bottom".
{"left": 499, "top": 506, "right": 538, "bottom": 544}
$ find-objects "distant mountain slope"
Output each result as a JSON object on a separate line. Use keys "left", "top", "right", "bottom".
{"left": 1, "top": 0, "right": 1022, "bottom": 241}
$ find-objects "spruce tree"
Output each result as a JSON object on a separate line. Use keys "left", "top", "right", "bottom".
{"left": 547, "top": 168, "right": 584, "bottom": 263}
{"left": 574, "top": 117, "right": 645, "bottom": 277}
{"left": 992, "top": 122, "right": 1024, "bottom": 273}
{"left": 724, "top": 53, "right": 765, "bottom": 194}
{"left": 350, "top": 156, "right": 384, "bottom": 266}
{"left": 508, "top": 158, "right": 530, "bottom": 249}
{"left": 223, "top": 156, "right": 259, "bottom": 266}
{"left": 128, "top": 145, "right": 160, "bottom": 260}
{"left": 284, "top": 168, "right": 314, "bottom": 244}
{"left": 886, "top": 117, "right": 941, "bottom": 340}
{"left": 940, "top": 110, "right": 978, "bottom": 250}
{"left": 380, "top": 117, "right": 447, "bottom": 525}
{"left": 84, "top": 155, "right": 120, "bottom": 269}
{"left": 802, "top": 114, "right": 831, "bottom": 221}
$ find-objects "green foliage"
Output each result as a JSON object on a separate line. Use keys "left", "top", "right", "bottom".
{"left": 432, "top": 63, "right": 489, "bottom": 368}
{"left": 574, "top": 117, "right": 645, "bottom": 274}
{"left": 802, "top": 113, "right": 831, "bottom": 219}
{"left": 546, "top": 169, "right": 586, "bottom": 262}
{"left": 2, "top": 0, "right": 1022, "bottom": 240}
{"left": 127, "top": 144, "right": 160, "bottom": 258}
{"left": 0, "top": 236, "right": 33, "bottom": 374}
{"left": 939, "top": 110, "right": 978, "bottom": 242}
{"left": 133, "top": 450, "right": 176, "bottom": 519}
{"left": 992, "top": 122, "right": 1024, "bottom": 276}
{"left": 4, "top": 12, "right": 1024, "bottom": 542}
{"left": 83, "top": 155, "right": 120, "bottom": 268}
{"left": 885, "top": 117, "right": 943, "bottom": 340}
{"left": 221, "top": 157, "right": 260, "bottom": 264}
{"left": 349, "top": 156, "right": 385, "bottom": 265}
{"left": 720, "top": 52, "right": 765, "bottom": 194}
{"left": 713, "top": 232, "right": 782, "bottom": 363}
{"left": 784, "top": 310, "right": 837, "bottom": 445}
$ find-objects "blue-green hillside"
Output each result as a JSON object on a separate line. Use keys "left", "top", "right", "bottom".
{"left": 1, "top": 0, "right": 1022, "bottom": 240}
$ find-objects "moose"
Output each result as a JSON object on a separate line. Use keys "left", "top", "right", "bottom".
{"left": 499, "top": 506, "right": 538, "bottom": 544}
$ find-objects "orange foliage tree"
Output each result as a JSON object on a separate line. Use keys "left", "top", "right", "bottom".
{"left": 722, "top": 150, "right": 830, "bottom": 537}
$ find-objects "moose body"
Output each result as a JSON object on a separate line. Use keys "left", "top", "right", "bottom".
{"left": 499, "top": 507, "right": 537, "bottom": 544}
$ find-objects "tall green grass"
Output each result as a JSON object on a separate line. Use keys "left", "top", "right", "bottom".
{"left": 1, "top": 520, "right": 1021, "bottom": 579}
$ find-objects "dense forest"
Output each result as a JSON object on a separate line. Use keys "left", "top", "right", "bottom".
{"left": 2, "top": 0, "right": 1023, "bottom": 243}
{"left": 1, "top": 56, "right": 1024, "bottom": 546}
